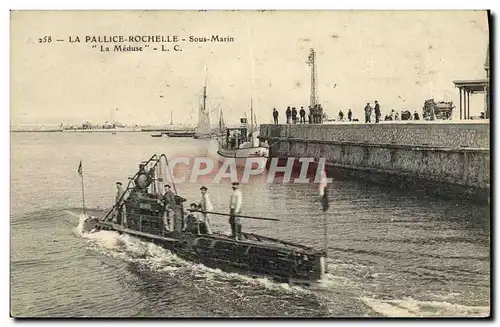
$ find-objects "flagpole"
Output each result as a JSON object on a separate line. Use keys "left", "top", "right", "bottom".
{"left": 322, "top": 187, "right": 329, "bottom": 273}
{"left": 81, "top": 173, "right": 86, "bottom": 216}
{"left": 319, "top": 165, "right": 329, "bottom": 273}
{"left": 78, "top": 161, "right": 86, "bottom": 216}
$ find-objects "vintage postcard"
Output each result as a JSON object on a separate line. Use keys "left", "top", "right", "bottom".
{"left": 10, "top": 10, "right": 490, "bottom": 318}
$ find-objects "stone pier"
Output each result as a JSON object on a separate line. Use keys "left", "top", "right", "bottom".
{"left": 259, "top": 121, "right": 490, "bottom": 202}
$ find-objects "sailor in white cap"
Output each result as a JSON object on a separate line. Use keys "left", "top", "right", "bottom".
{"left": 114, "top": 182, "right": 124, "bottom": 224}
{"left": 229, "top": 182, "right": 243, "bottom": 240}
{"left": 162, "top": 184, "right": 176, "bottom": 231}
{"left": 199, "top": 186, "right": 213, "bottom": 234}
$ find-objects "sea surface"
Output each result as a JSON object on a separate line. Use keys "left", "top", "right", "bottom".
{"left": 10, "top": 132, "right": 491, "bottom": 318}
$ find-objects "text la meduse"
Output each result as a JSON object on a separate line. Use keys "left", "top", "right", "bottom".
{"left": 99, "top": 44, "right": 182, "bottom": 52}
{"left": 99, "top": 45, "right": 143, "bottom": 52}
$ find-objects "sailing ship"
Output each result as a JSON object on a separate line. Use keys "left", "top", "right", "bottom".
{"left": 81, "top": 154, "right": 327, "bottom": 286}
{"left": 162, "top": 111, "right": 196, "bottom": 137}
{"left": 216, "top": 99, "right": 269, "bottom": 168}
{"left": 214, "top": 108, "right": 226, "bottom": 137}
{"left": 193, "top": 70, "right": 212, "bottom": 139}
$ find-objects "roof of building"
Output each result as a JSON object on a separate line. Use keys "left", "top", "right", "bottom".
{"left": 453, "top": 79, "right": 488, "bottom": 93}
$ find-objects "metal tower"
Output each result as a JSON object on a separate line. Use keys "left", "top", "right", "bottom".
{"left": 307, "top": 48, "right": 319, "bottom": 108}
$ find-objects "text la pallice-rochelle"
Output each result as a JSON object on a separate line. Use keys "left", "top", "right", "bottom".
{"left": 68, "top": 35, "right": 180, "bottom": 43}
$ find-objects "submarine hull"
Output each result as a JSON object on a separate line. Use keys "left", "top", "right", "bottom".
{"left": 83, "top": 217, "right": 326, "bottom": 286}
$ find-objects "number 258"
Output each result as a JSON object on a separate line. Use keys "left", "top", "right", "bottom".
{"left": 38, "top": 36, "right": 52, "bottom": 43}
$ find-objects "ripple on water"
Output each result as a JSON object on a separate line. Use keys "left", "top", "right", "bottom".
{"left": 10, "top": 133, "right": 490, "bottom": 317}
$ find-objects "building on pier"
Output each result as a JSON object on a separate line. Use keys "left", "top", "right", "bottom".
{"left": 453, "top": 44, "right": 490, "bottom": 119}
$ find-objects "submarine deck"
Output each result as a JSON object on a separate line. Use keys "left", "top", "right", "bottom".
{"left": 97, "top": 221, "right": 321, "bottom": 256}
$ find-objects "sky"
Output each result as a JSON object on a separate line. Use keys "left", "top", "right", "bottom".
{"left": 10, "top": 10, "right": 489, "bottom": 126}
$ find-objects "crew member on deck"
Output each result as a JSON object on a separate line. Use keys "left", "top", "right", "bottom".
{"left": 134, "top": 164, "right": 148, "bottom": 192}
{"left": 184, "top": 203, "right": 209, "bottom": 234}
{"left": 199, "top": 186, "right": 213, "bottom": 234}
{"left": 162, "top": 184, "right": 176, "bottom": 231}
{"left": 116, "top": 182, "right": 124, "bottom": 203}
{"left": 114, "top": 182, "right": 124, "bottom": 224}
{"left": 229, "top": 182, "right": 243, "bottom": 240}
{"left": 184, "top": 203, "right": 200, "bottom": 234}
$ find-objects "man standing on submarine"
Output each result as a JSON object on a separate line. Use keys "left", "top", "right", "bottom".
{"left": 229, "top": 182, "right": 243, "bottom": 240}
{"left": 198, "top": 186, "right": 213, "bottom": 234}
{"left": 162, "top": 184, "right": 176, "bottom": 231}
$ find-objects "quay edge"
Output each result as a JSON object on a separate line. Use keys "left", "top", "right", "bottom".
{"left": 259, "top": 122, "right": 490, "bottom": 204}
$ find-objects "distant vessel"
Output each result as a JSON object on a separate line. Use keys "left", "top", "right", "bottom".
{"left": 193, "top": 68, "right": 212, "bottom": 139}
{"left": 217, "top": 101, "right": 269, "bottom": 168}
{"left": 151, "top": 112, "right": 176, "bottom": 137}
{"left": 167, "top": 130, "right": 196, "bottom": 138}
{"left": 214, "top": 108, "right": 226, "bottom": 137}
{"left": 63, "top": 125, "right": 141, "bottom": 132}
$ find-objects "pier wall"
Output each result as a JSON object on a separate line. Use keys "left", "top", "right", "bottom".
{"left": 260, "top": 122, "right": 490, "bottom": 202}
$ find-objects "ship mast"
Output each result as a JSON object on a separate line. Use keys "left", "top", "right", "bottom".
{"left": 307, "top": 48, "right": 319, "bottom": 108}
{"left": 218, "top": 109, "right": 225, "bottom": 132}
{"left": 197, "top": 66, "right": 211, "bottom": 136}
{"left": 250, "top": 98, "right": 254, "bottom": 132}
{"left": 170, "top": 111, "right": 173, "bottom": 125}
{"left": 203, "top": 67, "right": 208, "bottom": 113}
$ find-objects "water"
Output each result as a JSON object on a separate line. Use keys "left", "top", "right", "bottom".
{"left": 10, "top": 132, "right": 490, "bottom": 317}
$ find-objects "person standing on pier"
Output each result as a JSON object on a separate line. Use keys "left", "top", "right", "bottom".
{"left": 285, "top": 106, "right": 292, "bottom": 124}
{"left": 272, "top": 108, "right": 279, "bottom": 124}
{"left": 430, "top": 106, "right": 436, "bottom": 121}
{"left": 229, "top": 182, "right": 243, "bottom": 240}
{"left": 374, "top": 100, "right": 381, "bottom": 123}
{"left": 299, "top": 106, "right": 306, "bottom": 123}
{"left": 308, "top": 106, "right": 313, "bottom": 124}
{"left": 414, "top": 111, "right": 420, "bottom": 120}
{"left": 364, "top": 103, "right": 372, "bottom": 123}
{"left": 318, "top": 104, "right": 324, "bottom": 123}
{"left": 313, "top": 105, "right": 320, "bottom": 123}
{"left": 348, "top": 109, "right": 352, "bottom": 121}
{"left": 338, "top": 110, "right": 344, "bottom": 121}
{"left": 199, "top": 186, "right": 213, "bottom": 234}
{"left": 291, "top": 107, "right": 298, "bottom": 124}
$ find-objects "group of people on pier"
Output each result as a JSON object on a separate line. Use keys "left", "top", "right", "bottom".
{"left": 271, "top": 100, "right": 423, "bottom": 124}
{"left": 272, "top": 104, "right": 325, "bottom": 125}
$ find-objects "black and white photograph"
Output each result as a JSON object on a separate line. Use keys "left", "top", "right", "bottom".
{"left": 9, "top": 9, "right": 491, "bottom": 318}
